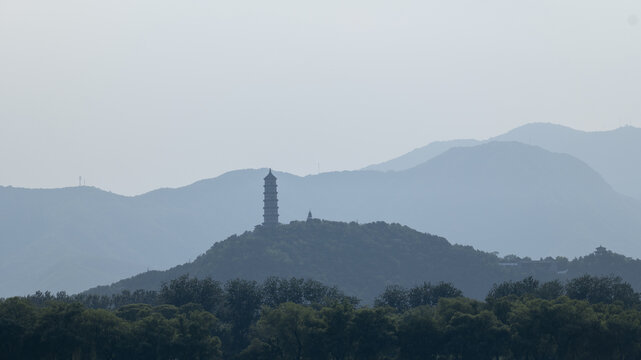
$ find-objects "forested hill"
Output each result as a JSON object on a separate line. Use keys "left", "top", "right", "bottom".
{"left": 86, "top": 220, "right": 641, "bottom": 301}
{"left": 5, "top": 140, "right": 641, "bottom": 297}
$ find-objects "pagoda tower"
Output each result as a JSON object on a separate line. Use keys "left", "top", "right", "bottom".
{"left": 263, "top": 169, "right": 279, "bottom": 226}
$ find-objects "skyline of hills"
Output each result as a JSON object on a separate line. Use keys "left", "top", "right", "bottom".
{"left": 365, "top": 123, "right": 641, "bottom": 200}
{"left": 1, "top": 123, "right": 640, "bottom": 297}
{"left": 87, "top": 220, "right": 641, "bottom": 302}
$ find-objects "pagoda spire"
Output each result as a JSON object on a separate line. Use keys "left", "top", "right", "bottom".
{"left": 263, "top": 169, "right": 279, "bottom": 226}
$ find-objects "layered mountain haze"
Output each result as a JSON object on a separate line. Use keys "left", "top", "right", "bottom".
{"left": 399, "top": 142, "right": 641, "bottom": 257}
{"left": 0, "top": 175, "right": 272, "bottom": 296}
{"left": 366, "top": 123, "right": 641, "bottom": 200}
{"left": 2, "top": 133, "right": 641, "bottom": 297}
{"left": 362, "top": 139, "right": 481, "bottom": 172}
{"left": 495, "top": 123, "right": 641, "bottom": 200}
{"left": 0, "top": 186, "right": 185, "bottom": 296}
{"left": 4, "top": 0, "right": 641, "bottom": 354}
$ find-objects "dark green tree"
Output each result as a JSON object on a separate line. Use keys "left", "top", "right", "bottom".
{"left": 160, "top": 275, "right": 224, "bottom": 313}
{"left": 397, "top": 306, "right": 441, "bottom": 360}
{"left": 0, "top": 298, "right": 36, "bottom": 359}
{"left": 408, "top": 282, "right": 462, "bottom": 307}
{"left": 487, "top": 276, "right": 540, "bottom": 299}
{"left": 348, "top": 307, "right": 396, "bottom": 360}
{"left": 169, "top": 307, "right": 222, "bottom": 359}
{"left": 318, "top": 302, "right": 356, "bottom": 360}
{"left": 566, "top": 275, "right": 640, "bottom": 306}
{"left": 442, "top": 310, "right": 509, "bottom": 359}
{"left": 223, "top": 279, "right": 264, "bottom": 355}
{"left": 374, "top": 285, "right": 409, "bottom": 312}
{"left": 250, "top": 302, "right": 326, "bottom": 360}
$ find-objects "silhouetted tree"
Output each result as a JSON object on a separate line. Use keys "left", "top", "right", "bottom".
{"left": 374, "top": 285, "right": 409, "bottom": 312}
{"left": 408, "top": 282, "right": 462, "bottom": 307}
{"left": 160, "top": 275, "right": 224, "bottom": 313}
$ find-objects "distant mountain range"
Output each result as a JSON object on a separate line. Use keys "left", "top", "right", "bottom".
{"left": 365, "top": 123, "right": 641, "bottom": 200}
{"left": 87, "top": 220, "right": 641, "bottom": 302}
{"left": 1, "top": 124, "right": 641, "bottom": 297}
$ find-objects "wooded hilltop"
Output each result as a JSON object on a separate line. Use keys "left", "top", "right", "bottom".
{"left": 87, "top": 220, "right": 641, "bottom": 301}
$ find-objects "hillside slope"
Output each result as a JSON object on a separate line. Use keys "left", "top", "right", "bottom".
{"left": 272, "top": 142, "right": 641, "bottom": 258}
{"left": 85, "top": 221, "right": 513, "bottom": 300}
{"left": 364, "top": 123, "right": 641, "bottom": 199}
{"left": 495, "top": 123, "right": 641, "bottom": 199}
{"left": 87, "top": 220, "right": 641, "bottom": 302}
{"left": 0, "top": 186, "right": 211, "bottom": 296}
{"left": 396, "top": 142, "right": 641, "bottom": 257}
{"left": 3, "top": 142, "right": 641, "bottom": 297}
{"left": 363, "top": 139, "right": 480, "bottom": 172}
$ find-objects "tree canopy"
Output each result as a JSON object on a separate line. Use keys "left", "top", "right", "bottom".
{"left": 4, "top": 275, "right": 641, "bottom": 359}
{"left": 85, "top": 221, "right": 641, "bottom": 301}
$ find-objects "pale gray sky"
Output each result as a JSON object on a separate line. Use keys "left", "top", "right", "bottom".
{"left": 1, "top": 0, "right": 640, "bottom": 195}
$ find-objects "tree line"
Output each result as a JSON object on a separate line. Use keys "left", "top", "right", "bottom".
{"left": 1, "top": 275, "right": 641, "bottom": 359}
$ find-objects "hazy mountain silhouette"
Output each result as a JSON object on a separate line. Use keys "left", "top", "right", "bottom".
{"left": 494, "top": 123, "right": 641, "bottom": 199}
{"left": 87, "top": 221, "right": 502, "bottom": 301}
{"left": 86, "top": 220, "right": 641, "bottom": 302}
{"left": 0, "top": 186, "right": 199, "bottom": 297}
{"left": 397, "top": 142, "right": 641, "bottom": 257}
{"left": 365, "top": 123, "right": 641, "bottom": 199}
{"left": 2, "top": 141, "right": 641, "bottom": 297}
{"left": 363, "top": 139, "right": 481, "bottom": 172}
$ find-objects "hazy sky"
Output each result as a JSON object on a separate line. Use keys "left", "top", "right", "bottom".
{"left": 1, "top": 0, "right": 640, "bottom": 195}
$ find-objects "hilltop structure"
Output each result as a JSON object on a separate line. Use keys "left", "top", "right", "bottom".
{"left": 263, "top": 169, "right": 279, "bottom": 226}
{"left": 595, "top": 246, "right": 608, "bottom": 256}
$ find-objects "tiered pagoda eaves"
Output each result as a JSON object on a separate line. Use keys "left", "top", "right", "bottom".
{"left": 263, "top": 169, "right": 279, "bottom": 226}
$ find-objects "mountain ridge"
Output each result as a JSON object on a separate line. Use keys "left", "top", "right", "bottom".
{"left": 85, "top": 220, "right": 641, "bottom": 302}
{"left": 2, "top": 139, "right": 641, "bottom": 297}
{"left": 364, "top": 123, "right": 641, "bottom": 199}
